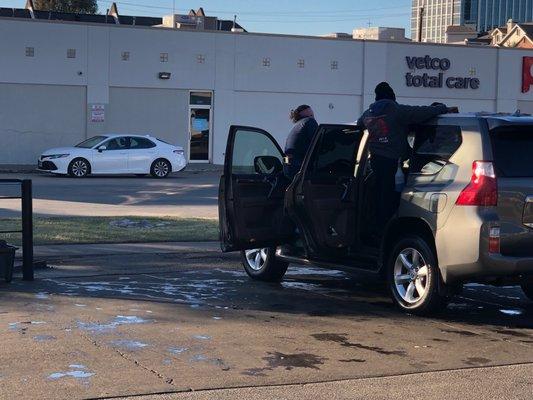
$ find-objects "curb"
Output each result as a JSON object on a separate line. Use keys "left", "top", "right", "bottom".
{"left": 30, "top": 241, "right": 222, "bottom": 258}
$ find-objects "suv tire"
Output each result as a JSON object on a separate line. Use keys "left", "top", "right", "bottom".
{"left": 387, "top": 235, "right": 447, "bottom": 315}
{"left": 521, "top": 280, "right": 533, "bottom": 301}
{"left": 241, "top": 247, "right": 289, "bottom": 282}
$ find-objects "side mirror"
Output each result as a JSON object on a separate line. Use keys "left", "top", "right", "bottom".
{"left": 97, "top": 145, "right": 107, "bottom": 153}
{"left": 254, "top": 155, "right": 283, "bottom": 175}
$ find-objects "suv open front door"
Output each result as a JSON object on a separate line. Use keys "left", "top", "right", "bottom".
{"left": 286, "top": 124, "right": 366, "bottom": 260}
{"left": 219, "top": 125, "right": 292, "bottom": 252}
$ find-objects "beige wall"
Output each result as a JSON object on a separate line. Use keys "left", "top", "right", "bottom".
{"left": 103, "top": 87, "right": 190, "bottom": 155}
{"left": 0, "top": 83, "right": 86, "bottom": 164}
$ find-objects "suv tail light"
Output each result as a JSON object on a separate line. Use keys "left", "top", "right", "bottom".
{"left": 456, "top": 161, "right": 498, "bottom": 206}
{"left": 488, "top": 226, "right": 500, "bottom": 254}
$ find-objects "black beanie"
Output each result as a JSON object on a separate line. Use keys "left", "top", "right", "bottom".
{"left": 375, "top": 82, "right": 396, "bottom": 101}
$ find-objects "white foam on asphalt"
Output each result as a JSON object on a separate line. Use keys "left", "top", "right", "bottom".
{"left": 499, "top": 309, "right": 523, "bottom": 316}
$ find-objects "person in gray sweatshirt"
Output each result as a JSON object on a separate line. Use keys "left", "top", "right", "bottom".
{"left": 357, "top": 82, "right": 449, "bottom": 236}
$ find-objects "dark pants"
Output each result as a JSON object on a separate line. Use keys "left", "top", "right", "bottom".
{"left": 371, "top": 154, "right": 399, "bottom": 234}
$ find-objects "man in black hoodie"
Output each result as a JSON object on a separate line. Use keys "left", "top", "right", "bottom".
{"left": 357, "top": 82, "right": 448, "bottom": 235}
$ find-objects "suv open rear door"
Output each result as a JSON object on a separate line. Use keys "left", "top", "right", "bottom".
{"left": 219, "top": 126, "right": 292, "bottom": 252}
{"left": 286, "top": 124, "right": 366, "bottom": 259}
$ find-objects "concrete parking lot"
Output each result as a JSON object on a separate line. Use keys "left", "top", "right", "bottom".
{"left": 0, "top": 171, "right": 220, "bottom": 219}
{"left": 0, "top": 246, "right": 532, "bottom": 399}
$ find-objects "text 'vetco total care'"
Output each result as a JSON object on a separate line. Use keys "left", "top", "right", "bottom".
{"left": 405, "top": 55, "right": 480, "bottom": 90}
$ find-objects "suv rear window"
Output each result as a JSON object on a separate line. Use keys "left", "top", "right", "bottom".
{"left": 409, "top": 125, "right": 462, "bottom": 174}
{"left": 491, "top": 126, "right": 533, "bottom": 177}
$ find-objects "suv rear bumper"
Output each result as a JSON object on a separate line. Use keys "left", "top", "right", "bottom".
{"left": 445, "top": 253, "right": 533, "bottom": 282}
{"left": 441, "top": 222, "right": 533, "bottom": 282}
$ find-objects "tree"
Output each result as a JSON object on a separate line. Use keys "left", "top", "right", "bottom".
{"left": 34, "top": 0, "right": 98, "bottom": 14}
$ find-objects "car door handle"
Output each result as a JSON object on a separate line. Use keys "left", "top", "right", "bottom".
{"left": 338, "top": 177, "right": 355, "bottom": 202}
{"left": 264, "top": 175, "right": 280, "bottom": 199}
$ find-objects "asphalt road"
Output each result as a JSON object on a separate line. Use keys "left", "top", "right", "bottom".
{"left": 0, "top": 249, "right": 532, "bottom": 399}
{"left": 0, "top": 171, "right": 220, "bottom": 218}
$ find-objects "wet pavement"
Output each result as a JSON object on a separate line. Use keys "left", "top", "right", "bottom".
{"left": 0, "top": 251, "right": 532, "bottom": 399}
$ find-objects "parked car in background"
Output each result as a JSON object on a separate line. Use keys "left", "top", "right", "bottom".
{"left": 219, "top": 113, "right": 533, "bottom": 315}
{"left": 38, "top": 134, "right": 186, "bottom": 178}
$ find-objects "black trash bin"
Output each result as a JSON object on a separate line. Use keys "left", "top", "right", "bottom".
{"left": 0, "top": 240, "right": 17, "bottom": 283}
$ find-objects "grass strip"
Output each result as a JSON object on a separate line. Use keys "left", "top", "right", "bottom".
{"left": 0, "top": 216, "right": 219, "bottom": 245}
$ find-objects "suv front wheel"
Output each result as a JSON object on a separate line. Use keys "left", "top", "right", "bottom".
{"left": 241, "top": 247, "right": 289, "bottom": 282}
{"left": 388, "top": 235, "right": 447, "bottom": 315}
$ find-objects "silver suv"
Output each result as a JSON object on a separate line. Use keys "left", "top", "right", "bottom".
{"left": 218, "top": 113, "right": 533, "bottom": 314}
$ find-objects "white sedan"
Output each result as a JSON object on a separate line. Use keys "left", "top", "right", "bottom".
{"left": 38, "top": 134, "right": 187, "bottom": 178}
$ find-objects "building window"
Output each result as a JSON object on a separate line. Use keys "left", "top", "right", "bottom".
{"left": 297, "top": 59, "right": 305, "bottom": 68}
{"left": 190, "top": 91, "right": 212, "bottom": 106}
{"left": 25, "top": 46, "right": 34, "bottom": 57}
{"left": 262, "top": 57, "right": 271, "bottom": 67}
{"left": 330, "top": 60, "right": 339, "bottom": 70}
{"left": 121, "top": 51, "right": 130, "bottom": 61}
{"left": 67, "top": 48, "right": 76, "bottom": 59}
{"left": 160, "top": 52, "right": 168, "bottom": 62}
{"left": 196, "top": 54, "right": 206, "bottom": 64}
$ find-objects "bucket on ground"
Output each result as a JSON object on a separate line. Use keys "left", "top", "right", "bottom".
{"left": 0, "top": 240, "right": 17, "bottom": 283}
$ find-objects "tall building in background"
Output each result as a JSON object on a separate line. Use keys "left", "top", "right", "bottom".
{"left": 412, "top": 0, "right": 533, "bottom": 43}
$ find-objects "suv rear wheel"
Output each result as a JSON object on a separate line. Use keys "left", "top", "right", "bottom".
{"left": 388, "top": 235, "right": 447, "bottom": 315}
{"left": 241, "top": 247, "right": 289, "bottom": 282}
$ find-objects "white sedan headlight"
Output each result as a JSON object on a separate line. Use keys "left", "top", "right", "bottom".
{"left": 173, "top": 149, "right": 185, "bottom": 156}
{"left": 44, "top": 154, "right": 70, "bottom": 159}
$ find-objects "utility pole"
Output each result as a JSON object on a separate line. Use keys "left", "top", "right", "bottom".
{"left": 417, "top": 3, "right": 425, "bottom": 42}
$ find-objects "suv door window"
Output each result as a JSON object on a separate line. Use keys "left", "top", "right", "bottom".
{"left": 129, "top": 137, "right": 156, "bottom": 149}
{"left": 307, "top": 125, "right": 361, "bottom": 180}
{"left": 231, "top": 130, "right": 283, "bottom": 175}
{"left": 409, "top": 125, "right": 462, "bottom": 174}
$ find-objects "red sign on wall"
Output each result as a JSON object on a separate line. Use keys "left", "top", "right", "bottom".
{"left": 522, "top": 56, "right": 533, "bottom": 93}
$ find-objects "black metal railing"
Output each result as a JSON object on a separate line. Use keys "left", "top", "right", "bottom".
{"left": 0, "top": 179, "right": 33, "bottom": 281}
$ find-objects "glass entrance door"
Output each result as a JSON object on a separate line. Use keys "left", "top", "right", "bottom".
{"left": 189, "top": 107, "right": 211, "bottom": 162}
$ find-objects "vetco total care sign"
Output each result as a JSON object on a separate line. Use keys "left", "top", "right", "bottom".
{"left": 405, "top": 55, "right": 480, "bottom": 90}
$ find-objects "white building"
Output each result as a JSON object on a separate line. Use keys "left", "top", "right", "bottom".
{"left": 353, "top": 27, "right": 409, "bottom": 41}
{"left": 1, "top": 16, "right": 533, "bottom": 165}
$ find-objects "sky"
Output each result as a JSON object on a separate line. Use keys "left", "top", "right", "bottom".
{"left": 3, "top": 0, "right": 412, "bottom": 36}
